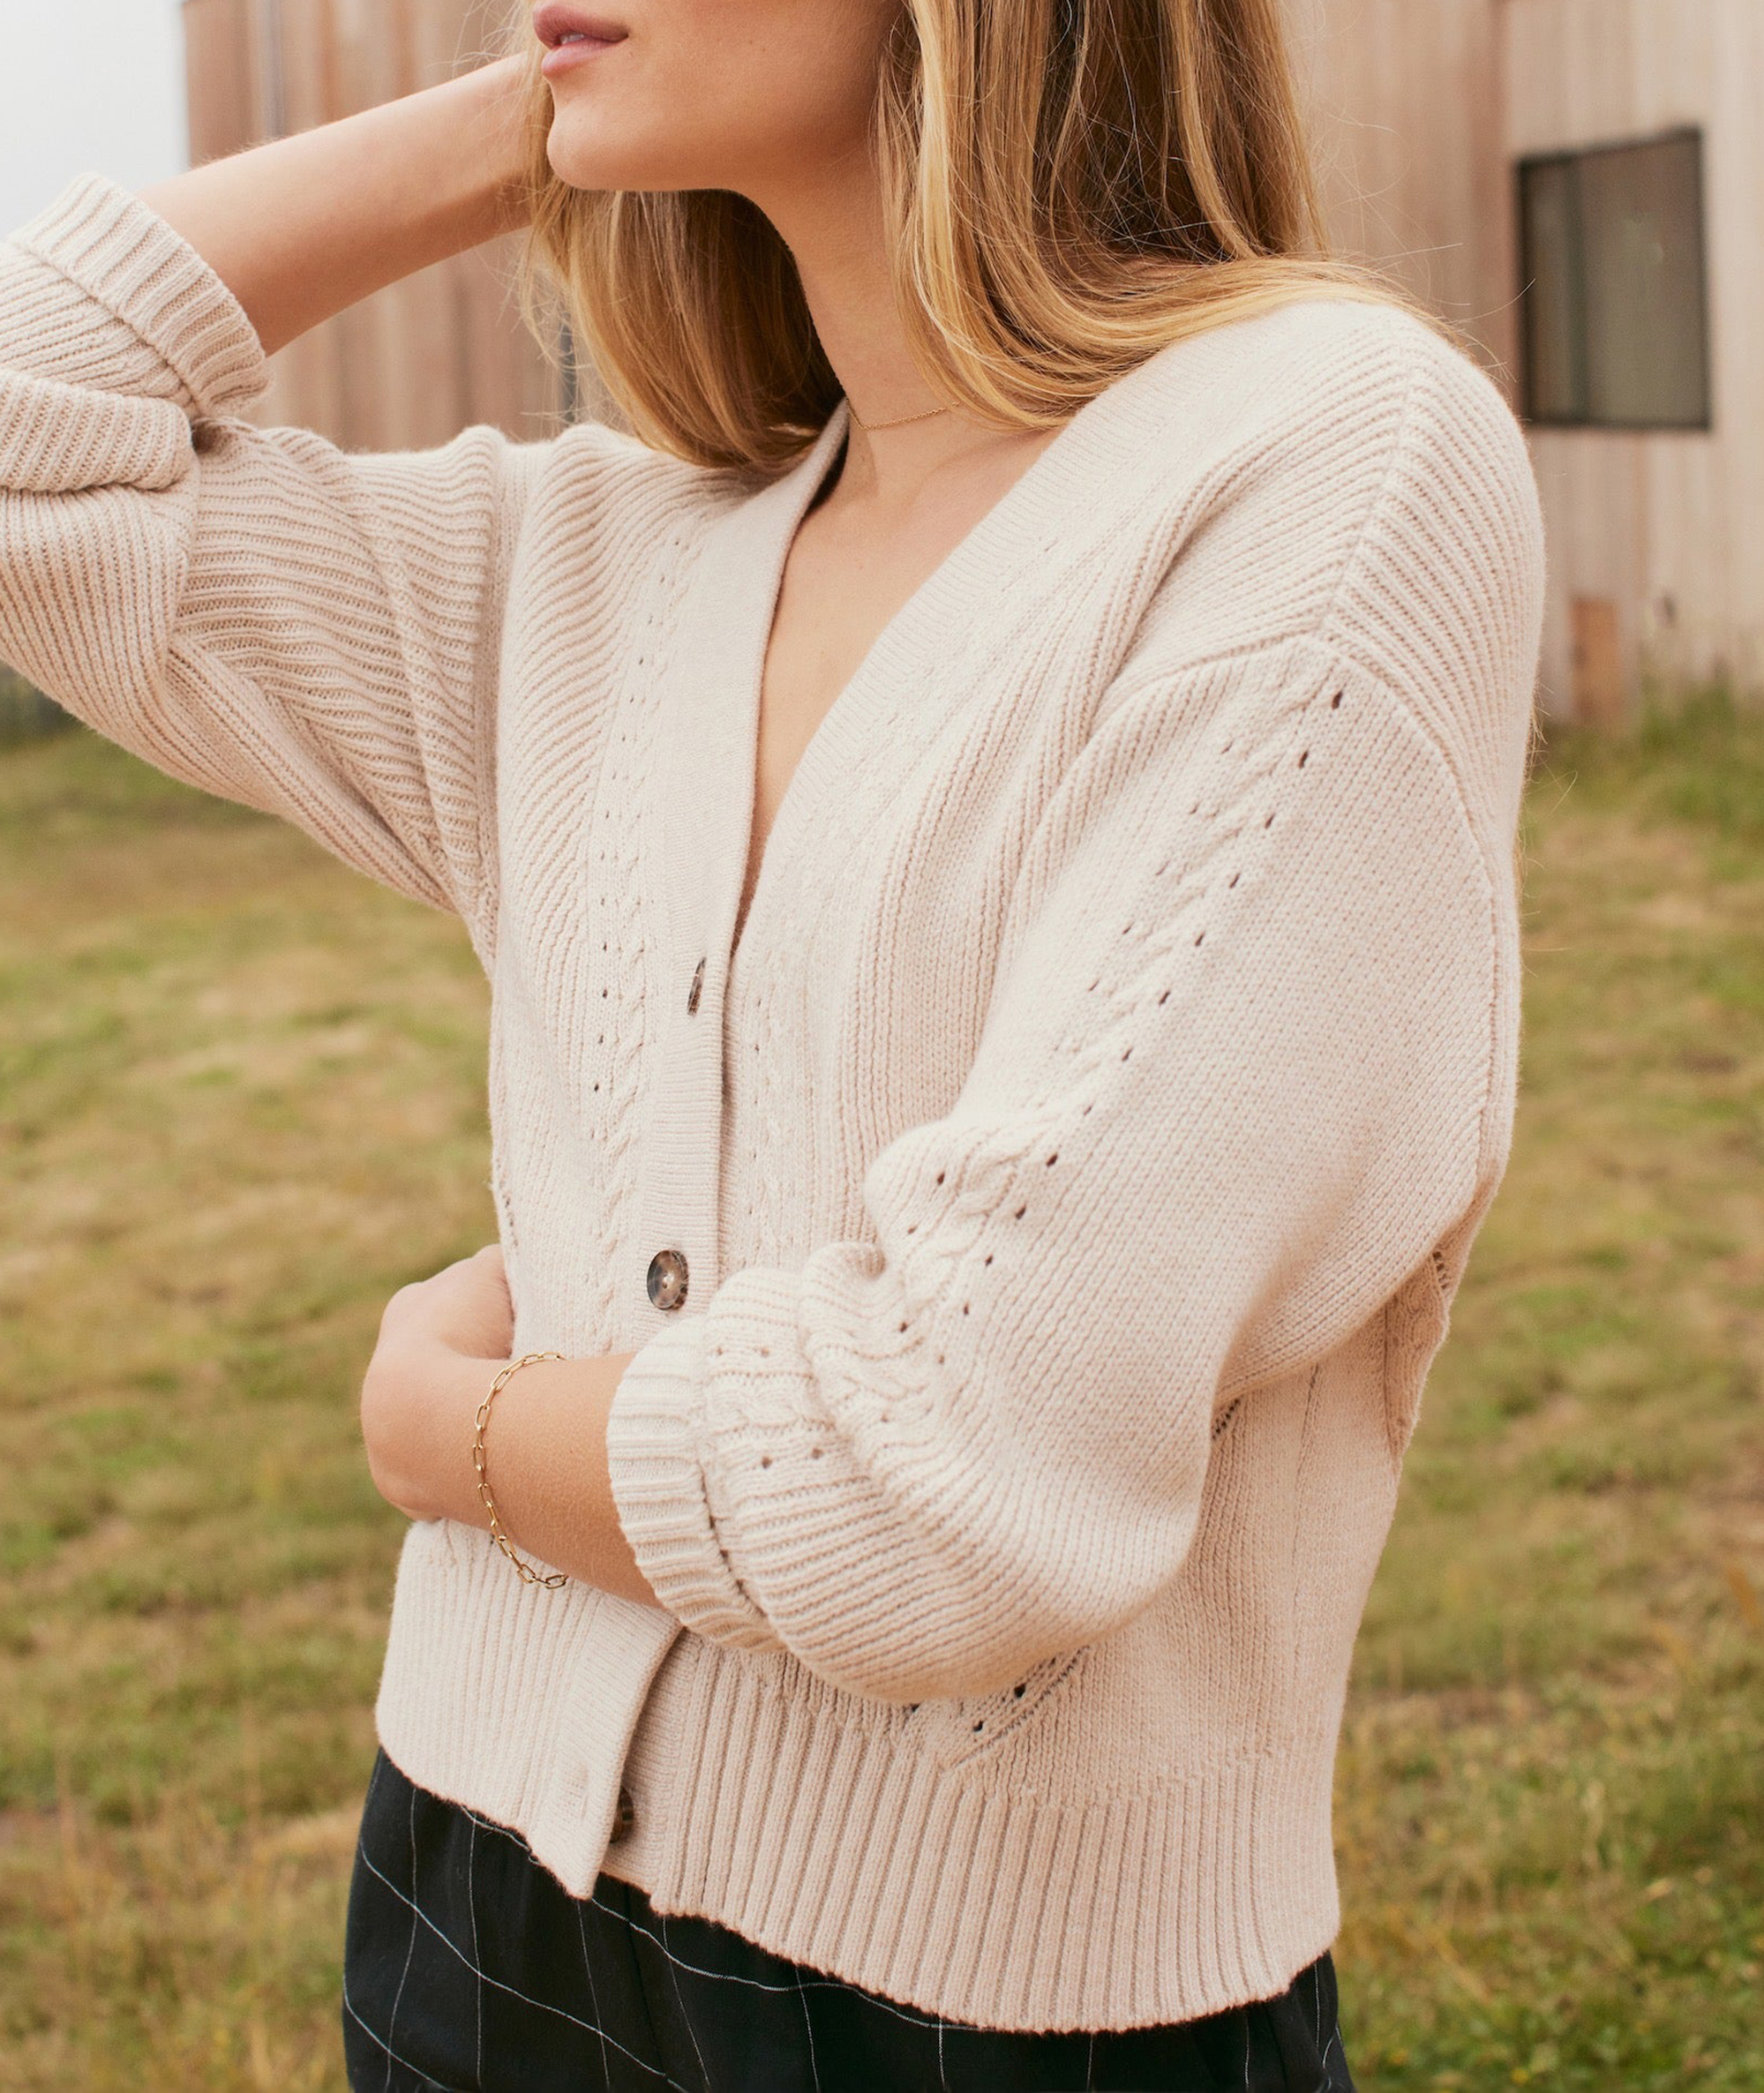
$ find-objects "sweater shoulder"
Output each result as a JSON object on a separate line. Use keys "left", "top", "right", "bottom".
{"left": 517, "top": 415, "right": 747, "bottom": 566}
{"left": 1127, "top": 289, "right": 1526, "bottom": 483}
{"left": 1115, "top": 296, "right": 1545, "bottom": 845}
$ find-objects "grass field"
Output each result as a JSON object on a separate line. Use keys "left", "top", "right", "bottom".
{"left": 0, "top": 666, "right": 71, "bottom": 750}
{"left": 1, "top": 699, "right": 1760, "bottom": 2089}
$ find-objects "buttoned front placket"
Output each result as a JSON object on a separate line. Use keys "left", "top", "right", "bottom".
{"left": 551, "top": 408, "right": 852, "bottom": 1877}
{"left": 627, "top": 405, "right": 853, "bottom": 1348}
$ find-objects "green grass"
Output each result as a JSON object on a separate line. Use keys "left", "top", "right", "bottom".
{"left": 0, "top": 732, "right": 492, "bottom": 2089}
{"left": 1338, "top": 687, "right": 1764, "bottom": 2089}
{"left": 1, "top": 698, "right": 1760, "bottom": 2088}
{"left": 0, "top": 665, "right": 71, "bottom": 749}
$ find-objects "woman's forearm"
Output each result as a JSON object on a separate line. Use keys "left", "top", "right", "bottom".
{"left": 139, "top": 53, "right": 534, "bottom": 358}
{"left": 370, "top": 1342, "right": 661, "bottom": 1609}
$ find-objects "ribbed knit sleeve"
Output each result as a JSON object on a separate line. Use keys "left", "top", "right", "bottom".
{"left": 606, "top": 633, "right": 1520, "bottom": 1703}
{"left": 0, "top": 176, "right": 542, "bottom": 939}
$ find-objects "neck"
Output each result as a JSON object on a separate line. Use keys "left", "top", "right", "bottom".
{"left": 748, "top": 152, "right": 1002, "bottom": 503}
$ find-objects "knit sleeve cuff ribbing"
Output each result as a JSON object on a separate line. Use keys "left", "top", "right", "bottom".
{"left": 10, "top": 174, "right": 269, "bottom": 418}
{"left": 606, "top": 1309, "right": 783, "bottom": 1651}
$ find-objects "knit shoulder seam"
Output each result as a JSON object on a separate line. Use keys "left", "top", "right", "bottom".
{"left": 1311, "top": 319, "right": 1535, "bottom": 875}
{"left": 1317, "top": 627, "right": 1487, "bottom": 828}
{"left": 1120, "top": 638, "right": 1507, "bottom": 1207}
{"left": 1096, "top": 623, "right": 1482, "bottom": 813}
{"left": 1059, "top": 634, "right": 1503, "bottom": 1184}
{"left": 1316, "top": 317, "right": 1431, "bottom": 648}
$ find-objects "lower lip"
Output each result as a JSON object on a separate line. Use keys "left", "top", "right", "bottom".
{"left": 541, "top": 36, "right": 624, "bottom": 79}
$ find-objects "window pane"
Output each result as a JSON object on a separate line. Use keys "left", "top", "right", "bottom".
{"left": 1516, "top": 130, "right": 1710, "bottom": 431}
{"left": 1520, "top": 158, "right": 1588, "bottom": 421}
{"left": 1580, "top": 134, "right": 1708, "bottom": 427}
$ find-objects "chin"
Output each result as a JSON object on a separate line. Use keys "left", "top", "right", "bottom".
{"left": 545, "top": 115, "right": 612, "bottom": 191}
{"left": 545, "top": 107, "right": 689, "bottom": 194}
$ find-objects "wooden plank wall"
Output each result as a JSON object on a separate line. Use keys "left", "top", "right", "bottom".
{"left": 185, "top": 0, "right": 1759, "bottom": 716}
{"left": 181, "top": 0, "right": 571, "bottom": 448}
{"left": 1504, "top": 0, "right": 1762, "bottom": 710}
{"left": 1285, "top": 0, "right": 1519, "bottom": 386}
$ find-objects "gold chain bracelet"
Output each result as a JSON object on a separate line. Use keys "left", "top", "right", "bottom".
{"left": 473, "top": 1351, "right": 567, "bottom": 1588}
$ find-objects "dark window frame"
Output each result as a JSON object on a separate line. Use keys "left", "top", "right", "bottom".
{"left": 1515, "top": 124, "right": 1714, "bottom": 434}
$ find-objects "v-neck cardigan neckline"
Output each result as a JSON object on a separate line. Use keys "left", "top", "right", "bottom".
{"left": 717, "top": 372, "right": 1135, "bottom": 971}
{"left": 629, "top": 372, "right": 1151, "bottom": 1354}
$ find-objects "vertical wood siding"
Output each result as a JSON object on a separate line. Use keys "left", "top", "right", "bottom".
{"left": 1505, "top": 0, "right": 1761, "bottom": 709}
{"left": 1287, "top": 0, "right": 1518, "bottom": 383}
{"left": 181, "top": 0, "right": 572, "bottom": 449}
{"left": 182, "top": 0, "right": 1760, "bottom": 716}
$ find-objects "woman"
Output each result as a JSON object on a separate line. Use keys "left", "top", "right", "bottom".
{"left": 0, "top": 0, "right": 1544, "bottom": 2085}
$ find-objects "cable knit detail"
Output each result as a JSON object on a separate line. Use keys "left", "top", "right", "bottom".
{"left": 1, "top": 175, "right": 1546, "bottom": 2035}
{"left": 579, "top": 526, "right": 712, "bottom": 1352}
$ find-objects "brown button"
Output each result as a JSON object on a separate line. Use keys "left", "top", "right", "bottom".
{"left": 609, "top": 1782, "right": 635, "bottom": 1843}
{"left": 646, "top": 1248, "right": 689, "bottom": 1312}
{"left": 687, "top": 956, "right": 705, "bottom": 1015}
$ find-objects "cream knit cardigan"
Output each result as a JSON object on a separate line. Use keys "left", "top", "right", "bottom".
{"left": 2, "top": 176, "right": 1546, "bottom": 2035}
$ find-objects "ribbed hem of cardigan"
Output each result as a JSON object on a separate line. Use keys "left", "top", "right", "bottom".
{"left": 11, "top": 175, "right": 269, "bottom": 417}
{"left": 378, "top": 1519, "right": 1347, "bottom": 2034}
{"left": 605, "top": 1308, "right": 783, "bottom": 1651}
{"left": 372, "top": 1519, "right": 680, "bottom": 1893}
{"left": 639, "top": 1649, "right": 1345, "bottom": 2034}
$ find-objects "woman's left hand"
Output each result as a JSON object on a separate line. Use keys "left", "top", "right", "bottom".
{"left": 356, "top": 1249, "right": 655, "bottom": 1604}
{"left": 361, "top": 1245, "right": 514, "bottom": 1522}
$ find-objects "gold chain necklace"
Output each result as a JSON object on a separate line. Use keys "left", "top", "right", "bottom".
{"left": 849, "top": 402, "right": 953, "bottom": 434}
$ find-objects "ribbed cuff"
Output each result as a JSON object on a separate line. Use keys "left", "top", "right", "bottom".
{"left": 0, "top": 367, "right": 189, "bottom": 494}
{"left": 605, "top": 1309, "right": 780, "bottom": 1650}
{"left": 11, "top": 174, "right": 269, "bottom": 417}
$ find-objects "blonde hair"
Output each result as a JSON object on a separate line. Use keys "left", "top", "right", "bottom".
{"left": 524, "top": 0, "right": 1457, "bottom": 472}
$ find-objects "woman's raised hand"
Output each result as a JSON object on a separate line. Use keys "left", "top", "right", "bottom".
{"left": 140, "top": 51, "right": 535, "bottom": 358}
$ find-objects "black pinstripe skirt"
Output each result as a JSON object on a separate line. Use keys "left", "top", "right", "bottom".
{"left": 342, "top": 1749, "right": 1357, "bottom": 2093}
